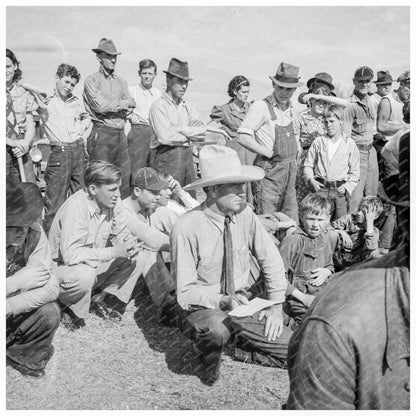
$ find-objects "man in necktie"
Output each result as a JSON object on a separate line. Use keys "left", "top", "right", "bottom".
{"left": 171, "top": 145, "right": 292, "bottom": 385}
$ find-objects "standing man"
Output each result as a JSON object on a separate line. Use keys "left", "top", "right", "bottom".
{"left": 127, "top": 59, "right": 162, "bottom": 172}
{"left": 237, "top": 62, "right": 303, "bottom": 220}
{"left": 38, "top": 63, "right": 91, "bottom": 233}
{"left": 83, "top": 38, "right": 135, "bottom": 199}
{"left": 148, "top": 57, "right": 207, "bottom": 190}
{"left": 343, "top": 66, "right": 377, "bottom": 213}
{"left": 171, "top": 145, "right": 293, "bottom": 385}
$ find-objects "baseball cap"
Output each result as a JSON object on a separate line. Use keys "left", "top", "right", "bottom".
{"left": 397, "top": 70, "right": 410, "bottom": 83}
{"left": 354, "top": 66, "right": 374, "bottom": 80}
{"left": 131, "top": 167, "right": 169, "bottom": 191}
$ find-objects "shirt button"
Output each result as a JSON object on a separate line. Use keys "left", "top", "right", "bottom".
{"left": 404, "top": 382, "right": 410, "bottom": 392}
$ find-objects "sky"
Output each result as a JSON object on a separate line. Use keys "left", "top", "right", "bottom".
{"left": 6, "top": 5, "right": 410, "bottom": 120}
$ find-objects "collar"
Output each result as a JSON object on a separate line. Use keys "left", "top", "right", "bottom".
{"left": 351, "top": 92, "right": 369, "bottom": 106}
{"left": 51, "top": 90, "right": 76, "bottom": 103}
{"left": 139, "top": 83, "right": 154, "bottom": 94}
{"left": 99, "top": 66, "right": 116, "bottom": 79}
{"left": 266, "top": 94, "right": 293, "bottom": 115}
{"left": 85, "top": 191, "right": 104, "bottom": 218}
{"left": 203, "top": 203, "right": 236, "bottom": 233}
{"left": 230, "top": 100, "right": 249, "bottom": 113}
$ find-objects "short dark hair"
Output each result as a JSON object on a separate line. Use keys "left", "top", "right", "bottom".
{"left": 56, "top": 63, "right": 81, "bottom": 83}
{"left": 84, "top": 160, "right": 121, "bottom": 188}
{"left": 227, "top": 75, "right": 250, "bottom": 98}
{"left": 139, "top": 59, "right": 157, "bottom": 74}
{"left": 6, "top": 48, "right": 22, "bottom": 82}
{"left": 323, "top": 104, "right": 345, "bottom": 121}
{"left": 299, "top": 194, "right": 332, "bottom": 218}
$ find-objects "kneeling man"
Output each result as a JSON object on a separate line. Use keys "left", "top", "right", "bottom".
{"left": 171, "top": 145, "right": 292, "bottom": 385}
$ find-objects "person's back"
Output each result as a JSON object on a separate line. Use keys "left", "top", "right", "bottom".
{"left": 287, "top": 247, "right": 409, "bottom": 409}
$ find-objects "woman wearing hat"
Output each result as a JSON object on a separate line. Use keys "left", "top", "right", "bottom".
{"left": 6, "top": 48, "right": 37, "bottom": 183}
{"left": 209, "top": 75, "right": 255, "bottom": 203}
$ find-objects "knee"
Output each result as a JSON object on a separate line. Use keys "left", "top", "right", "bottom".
{"left": 58, "top": 265, "right": 96, "bottom": 295}
{"left": 36, "top": 302, "right": 61, "bottom": 332}
{"left": 200, "top": 316, "right": 231, "bottom": 348}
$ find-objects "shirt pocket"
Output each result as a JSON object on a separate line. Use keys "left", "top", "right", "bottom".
{"left": 233, "top": 244, "right": 249, "bottom": 275}
{"left": 353, "top": 118, "right": 369, "bottom": 134}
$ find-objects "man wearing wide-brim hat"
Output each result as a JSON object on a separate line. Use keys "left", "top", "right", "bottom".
{"left": 83, "top": 37, "right": 136, "bottom": 199}
{"left": 171, "top": 145, "right": 293, "bottom": 385}
{"left": 6, "top": 179, "right": 61, "bottom": 377}
{"left": 236, "top": 62, "right": 303, "bottom": 220}
{"left": 148, "top": 57, "right": 224, "bottom": 195}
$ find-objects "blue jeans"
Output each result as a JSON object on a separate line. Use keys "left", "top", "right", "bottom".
{"left": 316, "top": 186, "right": 348, "bottom": 221}
{"left": 6, "top": 302, "right": 60, "bottom": 372}
{"left": 348, "top": 146, "right": 379, "bottom": 213}
{"left": 43, "top": 141, "right": 86, "bottom": 233}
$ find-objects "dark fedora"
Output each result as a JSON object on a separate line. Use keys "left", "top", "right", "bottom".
{"left": 163, "top": 57, "right": 193, "bottom": 81}
{"left": 92, "top": 38, "right": 121, "bottom": 55}
{"left": 6, "top": 179, "right": 43, "bottom": 227}
{"left": 269, "top": 62, "right": 303, "bottom": 88}
{"left": 306, "top": 72, "right": 335, "bottom": 91}
{"left": 374, "top": 70, "right": 393, "bottom": 85}
{"left": 378, "top": 131, "right": 410, "bottom": 207}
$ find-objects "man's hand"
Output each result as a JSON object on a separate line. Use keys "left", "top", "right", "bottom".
{"left": 337, "top": 230, "right": 353, "bottom": 249}
{"left": 309, "top": 268, "right": 332, "bottom": 287}
{"left": 337, "top": 185, "right": 346, "bottom": 195}
{"left": 13, "top": 265, "right": 51, "bottom": 291}
{"left": 310, "top": 178, "right": 323, "bottom": 192}
{"left": 364, "top": 205, "right": 377, "bottom": 234}
{"left": 112, "top": 237, "right": 142, "bottom": 259}
{"left": 258, "top": 305, "right": 284, "bottom": 341}
{"left": 167, "top": 176, "right": 183, "bottom": 197}
{"left": 11, "top": 140, "right": 29, "bottom": 158}
{"left": 220, "top": 293, "right": 250, "bottom": 311}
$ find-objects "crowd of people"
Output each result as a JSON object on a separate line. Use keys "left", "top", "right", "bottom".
{"left": 6, "top": 37, "right": 410, "bottom": 409}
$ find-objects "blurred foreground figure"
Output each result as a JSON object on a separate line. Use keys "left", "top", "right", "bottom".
{"left": 286, "top": 133, "right": 409, "bottom": 410}
{"left": 6, "top": 180, "right": 60, "bottom": 377}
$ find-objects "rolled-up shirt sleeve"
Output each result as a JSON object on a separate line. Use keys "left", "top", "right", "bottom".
{"left": 6, "top": 227, "right": 60, "bottom": 316}
{"left": 303, "top": 142, "right": 317, "bottom": 183}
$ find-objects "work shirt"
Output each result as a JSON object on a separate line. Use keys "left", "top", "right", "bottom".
{"left": 8, "top": 82, "right": 37, "bottom": 135}
{"left": 343, "top": 93, "right": 374, "bottom": 145}
{"left": 210, "top": 100, "right": 250, "bottom": 139}
{"left": 128, "top": 83, "right": 161, "bottom": 126}
{"left": 49, "top": 190, "right": 132, "bottom": 268}
{"left": 303, "top": 133, "right": 360, "bottom": 195}
{"left": 149, "top": 92, "right": 206, "bottom": 148}
{"left": 171, "top": 203, "right": 287, "bottom": 310}
{"left": 238, "top": 94, "right": 294, "bottom": 157}
{"left": 6, "top": 223, "right": 60, "bottom": 316}
{"left": 38, "top": 91, "right": 90, "bottom": 143}
{"left": 287, "top": 248, "right": 409, "bottom": 410}
{"left": 83, "top": 66, "right": 133, "bottom": 129}
{"left": 122, "top": 197, "right": 178, "bottom": 251}
{"left": 368, "top": 92, "right": 383, "bottom": 133}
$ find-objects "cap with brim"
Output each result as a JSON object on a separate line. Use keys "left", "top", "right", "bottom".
{"left": 354, "top": 66, "right": 374, "bottom": 80}
{"left": 7, "top": 181, "right": 43, "bottom": 227}
{"left": 132, "top": 167, "right": 169, "bottom": 191}
{"left": 184, "top": 145, "right": 265, "bottom": 191}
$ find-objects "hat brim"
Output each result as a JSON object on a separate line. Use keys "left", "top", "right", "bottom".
{"left": 92, "top": 48, "right": 121, "bottom": 55}
{"left": 133, "top": 180, "right": 169, "bottom": 192}
{"left": 184, "top": 166, "right": 265, "bottom": 191}
{"left": 374, "top": 81, "right": 393, "bottom": 85}
{"left": 306, "top": 77, "right": 335, "bottom": 91}
{"left": 163, "top": 70, "right": 193, "bottom": 81}
{"left": 269, "top": 76, "right": 303, "bottom": 88}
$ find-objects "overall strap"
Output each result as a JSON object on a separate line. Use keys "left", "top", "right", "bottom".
{"left": 263, "top": 97, "right": 277, "bottom": 121}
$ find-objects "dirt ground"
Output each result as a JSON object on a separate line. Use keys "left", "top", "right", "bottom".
{"left": 6, "top": 288, "right": 290, "bottom": 410}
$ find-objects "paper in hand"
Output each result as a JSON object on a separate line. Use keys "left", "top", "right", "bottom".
{"left": 228, "top": 298, "right": 280, "bottom": 317}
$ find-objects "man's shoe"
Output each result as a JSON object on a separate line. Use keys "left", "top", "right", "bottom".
{"left": 60, "top": 308, "right": 85, "bottom": 331}
{"left": 90, "top": 297, "right": 123, "bottom": 322}
{"left": 6, "top": 356, "right": 46, "bottom": 378}
{"left": 193, "top": 344, "right": 222, "bottom": 386}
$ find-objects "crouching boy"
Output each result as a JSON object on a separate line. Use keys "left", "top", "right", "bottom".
{"left": 279, "top": 194, "right": 335, "bottom": 327}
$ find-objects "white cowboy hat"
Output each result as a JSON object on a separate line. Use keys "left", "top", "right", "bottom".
{"left": 184, "top": 145, "right": 265, "bottom": 191}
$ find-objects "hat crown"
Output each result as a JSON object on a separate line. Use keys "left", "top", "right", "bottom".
{"left": 313, "top": 72, "right": 333, "bottom": 84}
{"left": 397, "top": 70, "right": 410, "bottom": 83}
{"left": 275, "top": 62, "right": 300, "bottom": 81}
{"left": 132, "top": 167, "right": 168, "bottom": 191}
{"left": 164, "top": 57, "right": 191, "bottom": 81}
{"left": 199, "top": 146, "right": 243, "bottom": 182}
{"left": 375, "top": 70, "right": 393, "bottom": 84}
{"left": 93, "top": 38, "right": 119, "bottom": 55}
{"left": 354, "top": 66, "right": 374, "bottom": 79}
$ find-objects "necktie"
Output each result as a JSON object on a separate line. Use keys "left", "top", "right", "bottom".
{"left": 221, "top": 215, "right": 235, "bottom": 295}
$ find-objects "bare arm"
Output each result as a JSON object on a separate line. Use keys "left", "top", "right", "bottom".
{"left": 377, "top": 97, "right": 405, "bottom": 135}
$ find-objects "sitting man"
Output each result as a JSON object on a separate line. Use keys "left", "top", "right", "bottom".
{"left": 6, "top": 179, "right": 60, "bottom": 377}
{"left": 171, "top": 145, "right": 293, "bottom": 386}
{"left": 49, "top": 160, "right": 142, "bottom": 330}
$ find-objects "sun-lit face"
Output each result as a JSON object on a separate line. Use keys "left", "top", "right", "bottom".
{"left": 6, "top": 57, "right": 17, "bottom": 86}
{"left": 324, "top": 114, "right": 342, "bottom": 138}
{"left": 89, "top": 182, "right": 121, "bottom": 210}
{"left": 140, "top": 66, "right": 156, "bottom": 89}
{"left": 55, "top": 75, "right": 78, "bottom": 99}
{"left": 398, "top": 81, "right": 410, "bottom": 103}
{"left": 310, "top": 99, "right": 328, "bottom": 116}
{"left": 376, "top": 83, "right": 392, "bottom": 97}
{"left": 353, "top": 77, "right": 372, "bottom": 95}
{"left": 273, "top": 83, "right": 296, "bottom": 106}
{"left": 168, "top": 76, "right": 188, "bottom": 101}
{"left": 234, "top": 85, "right": 250, "bottom": 104}
{"left": 301, "top": 212, "right": 329, "bottom": 239}
{"left": 137, "top": 188, "right": 161, "bottom": 211}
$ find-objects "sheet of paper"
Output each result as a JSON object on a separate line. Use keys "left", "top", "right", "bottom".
{"left": 228, "top": 298, "right": 279, "bottom": 318}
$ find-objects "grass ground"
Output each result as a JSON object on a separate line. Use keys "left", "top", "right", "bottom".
{"left": 6, "top": 287, "right": 289, "bottom": 410}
